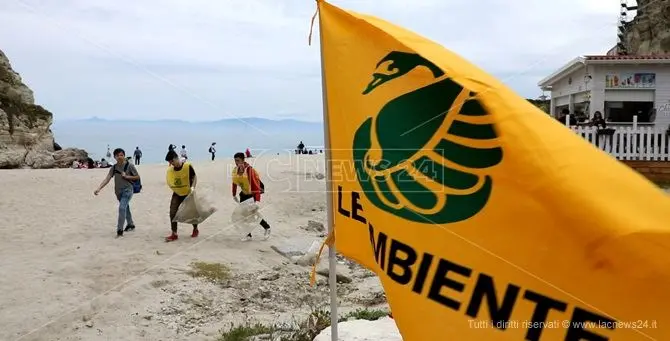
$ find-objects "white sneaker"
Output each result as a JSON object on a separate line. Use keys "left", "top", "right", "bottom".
{"left": 241, "top": 235, "right": 252, "bottom": 242}
{"left": 263, "top": 229, "right": 271, "bottom": 240}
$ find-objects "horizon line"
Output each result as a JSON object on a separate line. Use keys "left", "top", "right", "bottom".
{"left": 54, "top": 116, "right": 325, "bottom": 124}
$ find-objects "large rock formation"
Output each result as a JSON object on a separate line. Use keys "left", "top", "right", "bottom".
{"left": 0, "top": 49, "right": 87, "bottom": 168}
{"left": 623, "top": 0, "right": 670, "bottom": 54}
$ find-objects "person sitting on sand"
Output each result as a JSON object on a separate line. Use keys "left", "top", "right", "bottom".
{"left": 232, "top": 152, "right": 271, "bottom": 241}
{"left": 93, "top": 148, "right": 141, "bottom": 238}
{"left": 165, "top": 150, "right": 199, "bottom": 242}
{"left": 100, "top": 158, "right": 110, "bottom": 168}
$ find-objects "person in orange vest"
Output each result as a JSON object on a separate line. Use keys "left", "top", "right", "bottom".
{"left": 232, "top": 152, "right": 270, "bottom": 241}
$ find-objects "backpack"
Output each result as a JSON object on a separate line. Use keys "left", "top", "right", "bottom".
{"left": 247, "top": 166, "right": 265, "bottom": 194}
{"left": 124, "top": 162, "right": 142, "bottom": 193}
{"left": 209, "top": 146, "right": 214, "bottom": 153}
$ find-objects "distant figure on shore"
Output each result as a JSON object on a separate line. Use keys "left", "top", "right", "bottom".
{"left": 133, "top": 147, "right": 143, "bottom": 165}
{"left": 93, "top": 148, "right": 141, "bottom": 238}
{"left": 167, "top": 144, "right": 177, "bottom": 164}
{"left": 106, "top": 145, "right": 112, "bottom": 158}
{"left": 209, "top": 142, "right": 217, "bottom": 161}
{"left": 180, "top": 145, "right": 188, "bottom": 161}
{"left": 245, "top": 148, "right": 252, "bottom": 158}
{"left": 100, "top": 158, "right": 110, "bottom": 168}
{"left": 297, "top": 141, "right": 305, "bottom": 154}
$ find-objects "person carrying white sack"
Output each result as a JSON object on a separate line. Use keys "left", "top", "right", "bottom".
{"left": 165, "top": 150, "right": 199, "bottom": 242}
{"left": 231, "top": 152, "right": 271, "bottom": 241}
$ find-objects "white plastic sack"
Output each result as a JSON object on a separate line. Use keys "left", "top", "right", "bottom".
{"left": 172, "top": 189, "right": 217, "bottom": 225}
{"left": 307, "top": 240, "right": 320, "bottom": 255}
{"left": 295, "top": 241, "right": 323, "bottom": 266}
{"left": 230, "top": 201, "right": 263, "bottom": 234}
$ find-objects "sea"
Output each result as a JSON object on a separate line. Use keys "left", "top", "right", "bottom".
{"left": 52, "top": 118, "right": 325, "bottom": 164}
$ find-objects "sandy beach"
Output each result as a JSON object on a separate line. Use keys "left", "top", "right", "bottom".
{"left": 0, "top": 153, "right": 387, "bottom": 341}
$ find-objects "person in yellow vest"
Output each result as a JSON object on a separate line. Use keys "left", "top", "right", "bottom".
{"left": 165, "top": 150, "right": 199, "bottom": 242}
{"left": 232, "top": 152, "right": 271, "bottom": 241}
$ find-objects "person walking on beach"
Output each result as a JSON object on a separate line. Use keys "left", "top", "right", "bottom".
{"left": 94, "top": 148, "right": 141, "bottom": 238}
{"left": 180, "top": 145, "right": 188, "bottom": 161}
{"left": 209, "top": 142, "right": 217, "bottom": 161}
{"left": 167, "top": 144, "right": 177, "bottom": 164}
{"left": 106, "top": 145, "right": 112, "bottom": 158}
{"left": 232, "top": 152, "right": 271, "bottom": 241}
{"left": 133, "top": 147, "right": 142, "bottom": 165}
{"left": 165, "top": 150, "right": 199, "bottom": 242}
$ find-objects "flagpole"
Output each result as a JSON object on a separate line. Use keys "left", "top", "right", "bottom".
{"left": 316, "top": 3, "right": 339, "bottom": 340}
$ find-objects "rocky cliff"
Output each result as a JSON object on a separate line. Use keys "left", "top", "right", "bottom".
{"left": 623, "top": 0, "right": 670, "bottom": 55}
{"left": 0, "top": 49, "right": 87, "bottom": 168}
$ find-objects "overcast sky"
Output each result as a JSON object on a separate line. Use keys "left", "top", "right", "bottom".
{"left": 0, "top": 0, "right": 621, "bottom": 122}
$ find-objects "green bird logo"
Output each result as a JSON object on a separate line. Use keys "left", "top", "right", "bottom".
{"left": 352, "top": 51, "right": 503, "bottom": 224}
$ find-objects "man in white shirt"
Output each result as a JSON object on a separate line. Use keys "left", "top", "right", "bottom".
{"left": 180, "top": 145, "right": 188, "bottom": 161}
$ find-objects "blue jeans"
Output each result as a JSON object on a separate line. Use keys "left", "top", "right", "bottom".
{"left": 117, "top": 188, "right": 135, "bottom": 232}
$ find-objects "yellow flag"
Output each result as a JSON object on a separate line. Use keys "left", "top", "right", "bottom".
{"left": 317, "top": 1, "right": 670, "bottom": 340}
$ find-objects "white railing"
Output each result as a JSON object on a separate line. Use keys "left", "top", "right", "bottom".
{"left": 570, "top": 125, "right": 670, "bottom": 161}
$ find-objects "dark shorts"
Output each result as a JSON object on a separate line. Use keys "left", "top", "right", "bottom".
{"left": 239, "top": 192, "right": 255, "bottom": 203}
{"left": 170, "top": 193, "right": 187, "bottom": 219}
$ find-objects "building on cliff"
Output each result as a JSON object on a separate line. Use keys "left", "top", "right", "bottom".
{"left": 535, "top": 1, "right": 670, "bottom": 169}
{"left": 537, "top": 54, "right": 670, "bottom": 173}
{"left": 538, "top": 0, "right": 670, "bottom": 125}
{"left": 0, "top": 49, "right": 87, "bottom": 168}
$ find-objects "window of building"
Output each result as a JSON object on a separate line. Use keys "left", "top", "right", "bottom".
{"left": 604, "top": 101, "right": 654, "bottom": 122}
{"left": 554, "top": 104, "right": 568, "bottom": 117}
